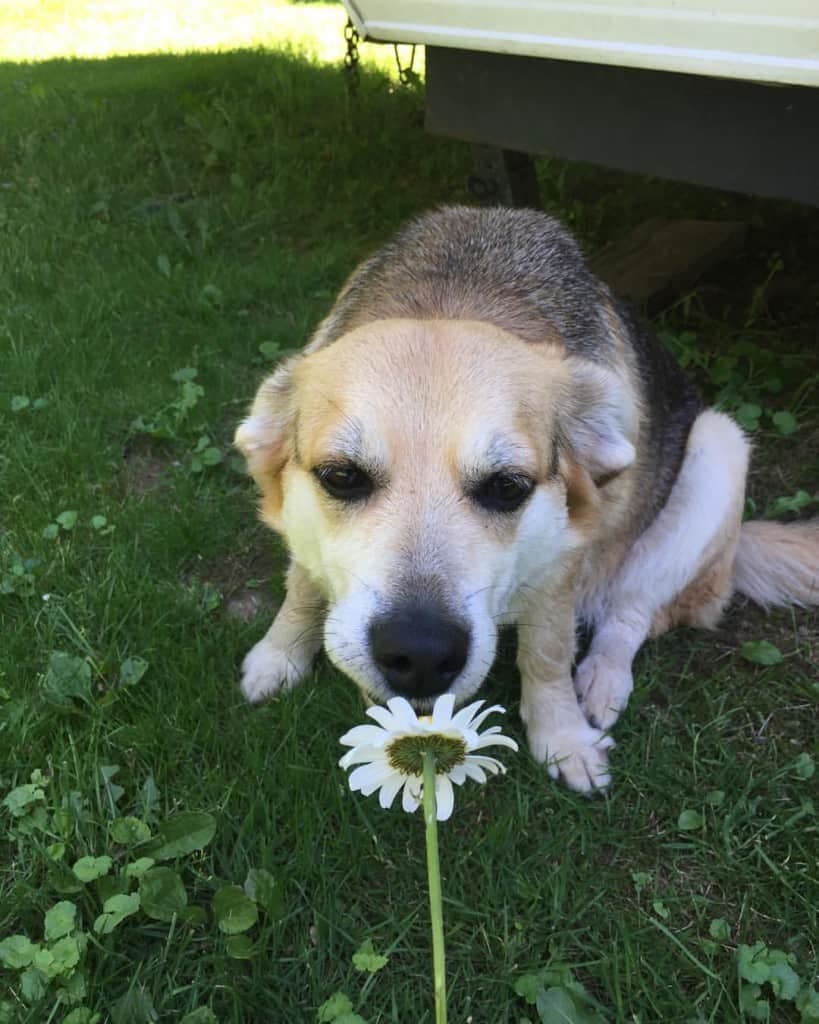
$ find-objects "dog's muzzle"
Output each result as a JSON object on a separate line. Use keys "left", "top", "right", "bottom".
{"left": 368, "top": 602, "right": 471, "bottom": 700}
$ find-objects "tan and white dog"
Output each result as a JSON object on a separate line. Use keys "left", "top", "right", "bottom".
{"left": 235, "top": 206, "right": 819, "bottom": 792}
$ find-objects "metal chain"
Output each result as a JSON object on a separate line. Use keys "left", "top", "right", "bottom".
{"left": 393, "top": 43, "right": 419, "bottom": 88}
{"left": 343, "top": 17, "right": 360, "bottom": 94}
{"left": 344, "top": 20, "right": 419, "bottom": 93}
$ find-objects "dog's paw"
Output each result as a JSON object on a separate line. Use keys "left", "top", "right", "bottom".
{"left": 240, "top": 639, "right": 311, "bottom": 703}
{"left": 575, "top": 653, "right": 633, "bottom": 730}
{"left": 527, "top": 721, "right": 614, "bottom": 793}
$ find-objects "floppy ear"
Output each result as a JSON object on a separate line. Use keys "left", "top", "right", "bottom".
{"left": 563, "top": 357, "right": 637, "bottom": 480}
{"left": 234, "top": 358, "right": 297, "bottom": 490}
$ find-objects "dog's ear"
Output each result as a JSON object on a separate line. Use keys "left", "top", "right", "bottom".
{"left": 562, "top": 358, "right": 637, "bottom": 480}
{"left": 234, "top": 358, "right": 297, "bottom": 486}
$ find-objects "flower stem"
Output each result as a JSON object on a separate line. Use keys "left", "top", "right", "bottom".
{"left": 422, "top": 751, "right": 447, "bottom": 1024}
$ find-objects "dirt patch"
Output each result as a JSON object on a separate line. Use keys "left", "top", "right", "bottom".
{"left": 122, "top": 436, "right": 176, "bottom": 497}
{"left": 225, "top": 587, "right": 270, "bottom": 622}
{"left": 195, "top": 542, "right": 281, "bottom": 623}
{"left": 727, "top": 600, "right": 819, "bottom": 677}
{"left": 745, "top": 423, "right": 819, "bottom": 519}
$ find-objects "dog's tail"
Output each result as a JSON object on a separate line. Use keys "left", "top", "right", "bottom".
{"left": 733, "top": 519, "right": 819, "bottom": 608}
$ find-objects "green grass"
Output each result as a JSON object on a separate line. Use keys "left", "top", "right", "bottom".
{"left": 1, "top": 6, "right": 818, "bottom": 1023}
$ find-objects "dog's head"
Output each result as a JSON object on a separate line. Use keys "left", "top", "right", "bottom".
{"left": 236, "top": 319, "right": 636, "bottom": 708}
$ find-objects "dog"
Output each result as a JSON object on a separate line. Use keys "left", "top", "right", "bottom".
{"left": 234, "top": 206, "right": 819, "bottom": 792}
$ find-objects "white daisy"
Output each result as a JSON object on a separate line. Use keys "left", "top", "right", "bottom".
{"left": 338, "top": 693, "right": 518, "bottom": 821}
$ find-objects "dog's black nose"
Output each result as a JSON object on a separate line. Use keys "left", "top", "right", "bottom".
{"left": 369, "top": 604, "right": 470, "bottom": 699}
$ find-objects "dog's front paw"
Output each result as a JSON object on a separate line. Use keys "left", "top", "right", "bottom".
{"left": 527, "top": 721, "right": 614, "bottom": 793}
{"left": 575, "top": 653, "right": 633, "bottom": 730}
{"left": 240, "top": 639, "right": 311, "bottom": 703}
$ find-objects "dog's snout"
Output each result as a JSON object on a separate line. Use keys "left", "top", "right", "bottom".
{"left": 368, "top": 604, "right": 470, "bottom": 699}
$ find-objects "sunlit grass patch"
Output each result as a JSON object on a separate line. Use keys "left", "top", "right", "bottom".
{"left": 0, "top": 0, "right": 415, "bottom": 74}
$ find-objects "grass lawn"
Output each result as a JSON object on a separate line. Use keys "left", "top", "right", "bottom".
{"left": 1, "top": 3, "right": 817, "bottom": 1022}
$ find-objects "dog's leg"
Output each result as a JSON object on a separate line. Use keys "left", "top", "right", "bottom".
{"left": 240, "top": 561, "right": 325, "bottom": 702}
{"left": 576, "top": 410, "right": 749, "bottom": 730}
{"left": 516, "top": 581, "right": 615, "bottom": 792}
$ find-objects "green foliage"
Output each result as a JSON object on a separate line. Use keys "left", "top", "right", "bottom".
{"left": 93, "top": 893, "right": 142, "bottom": 935}
{"left": 351, "top": 938, "right": 389, "bottom": 974}
{"left": 630, "top": 870, "right": 652, "bottom": 896}
{"left": 43, "top": 511, "right": 115, "bottom": 540}
{"left": 793, "top": 752, "right": 815, "bottom": 779}
{"left": 42, "top": 652, "right": 94, "bottom": 707}
{"left": 118, "top": 657, "right": 150, "bottom": 688}
{"left": 515, "top": 964, "right": 608, "bottom": 1023}
{"left": 0, "top": 935, "right": 38, "bottom": 970}
{"left": 124, "top": 858, "right": 156, "bottom": 879}
{"left": 536, "top": 987, "right": 605, "bottom": 1024}
{"left": 0, "top": 769, "right": 279, "bottom": 1013}
{"left": 130, "top": 367, "right": 204, "bottom": 441}
{"left": 0, "top": 552, "right": 38, "bottom": 597}
{"left": 180, "top": 1011, "right": 218, "bottom": 1024}
{"left": 0, "top": 909, "right": 88, "bottom": 1005}
{"left": 737, "top": 942, "right": 818, "bottom": 1022}
{"left": 318, "top": 993, "right": 354, "bottom": 1021}
{"left": 708, "top": 918, "right": 730, "bottom": 941}
{"left": 318, "top": 992, "right": 368, "bottom": 1024}
{"left": 224, "top": 934, "right": 255, "bottom": 960}
{"left": 658, "top": 331, "right": 811, "bottom": 443}
{"left": 44, "top": 902, "right": 77, "bottom": 941}
{"left": 139, "top": 868, "right": 188, "bottom": 922}
{"left": 56, "top": 510, "right": 79, "bottom": 531}
{"left": 677, "top": 809, "right": 704, "bottom": 831}
{"left": 110, "top": 816, "right": 152, "bottom": 845}
{"left": 73, "top": 855, "right": 113, "bottom": 882}
{"left": 764, "top": 489, "right": 819, "bottom": 518}
{"left": 2, "top": 770, "right": 49, "bottom": 836}
{"left": 129, "top": 367, "right": 229, "bottom": 475}
{"left": 212, "top": 886, "right": 258, "bottom": 935}
{"left": 111, "top": 985, "right": 158, "bottom": 1023}
{"left": 142, "top": 811, "right": 217, "bottom": 860}
{"left": 314, "top": 939, "right": 393, "bottom": 1022}
{"left": 190, "top": 434, "right": 224, "bottom": 473}
{"left": 740, "top": 640, "right": 785, "bottom": 666}
{"left": 64, "top": 1010, "right": 102, "bottom": 1024}
{"left": 243, "top": 867, "right": 284, "bottom": 920}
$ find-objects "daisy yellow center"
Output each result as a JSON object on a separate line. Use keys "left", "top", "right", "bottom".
{"left": 386, "top": 732, "right": 468, "bottom": 776}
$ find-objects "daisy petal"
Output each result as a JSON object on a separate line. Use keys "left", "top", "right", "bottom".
{"left": 366, "top": 704, "right": 403, "bottom": 730}
{"left": 402, "top": 778, "right": 422, "bottom": 813}
{"left": 348, "top": 761, "right": 394, "bottom": 795}
{"left": 339, "top": 690, "right": 517, "bottom": 812}
{"left": 462, "top": 759, "right": 488, "bottom": 783}
{"left": 465, "top": 703, "right": 507, "bottom": 732}
{"left": 466, "top": 754, "right": 506, "bottom": 775}
{"left": 434, "top": 774, "right": 455, "bottom": 821}
{"left": 339, "top": 745, "right": 386, "bottom": 769}
{"left": 450, "top": 699, "right": 485, "bottom": 731}
{"left": 431, "top": 693, "right": 456, "bottom": 728}
{"left": 339, "top": 724, "right": 389, "bottom": 749}
{"left": 471, "top": 733, "right": 519, "bottom": 753}
{"left": 378, "top": 696, "right": 421, "bottom": 729}
{"left": 386, "top": 696, "right": 421, "bottom": 728}
{"left": 378, "top": 771, "right": 406, "bottom": 810}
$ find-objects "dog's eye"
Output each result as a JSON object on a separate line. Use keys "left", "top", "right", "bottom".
{"left": 313, "top": 462, "right": 374, "bottom": 502}
{"left": 471, "top": 471, "right": 535, "bottom": 513}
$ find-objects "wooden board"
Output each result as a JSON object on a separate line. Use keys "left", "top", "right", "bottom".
{"left": 591, "top": 218, "right": 747, "bottom": 309}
